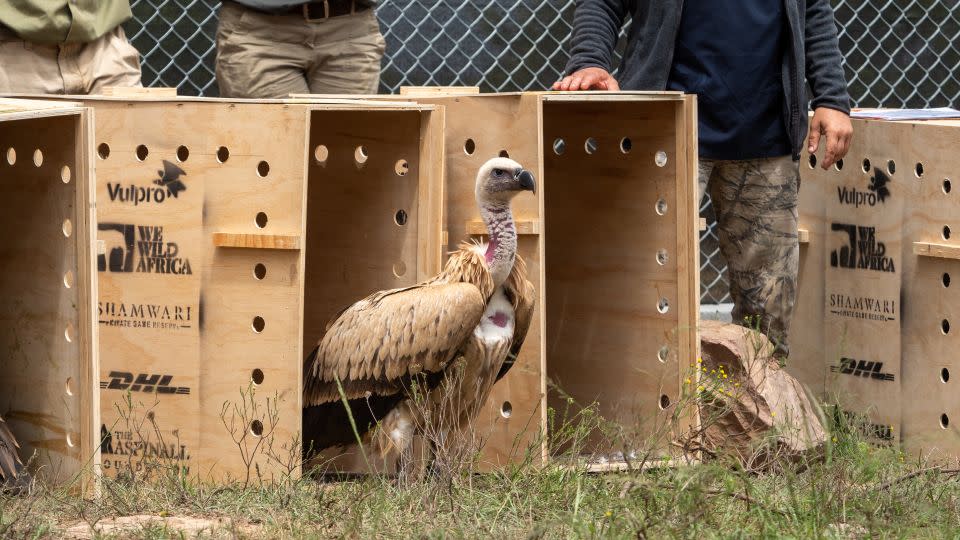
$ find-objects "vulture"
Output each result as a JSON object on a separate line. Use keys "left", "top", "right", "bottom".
{"left": 303, "top": 157, "right": 537, "bottom": 472}
{"left": 0, "top": 414, "right": 27, "bottom": 492}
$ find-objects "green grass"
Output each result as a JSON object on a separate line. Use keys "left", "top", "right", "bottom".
{"left": 3, "top": 410, "right": 960, "bottom": 539}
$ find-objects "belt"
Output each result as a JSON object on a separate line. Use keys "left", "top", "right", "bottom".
{"left": 237, "top": 1, "right": 371, "bottom": 21}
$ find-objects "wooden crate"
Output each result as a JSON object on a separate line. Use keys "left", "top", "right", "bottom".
{"left": 790, "top": 117, "right": 960, "bottom": 455}
{"left": 0, "top": 98, "right": 99, "bottom": 487}
{"left": 40, "top": 96, "right": 444, "bottom": 481}
{"left": 351, "top": 91, "right": 700, "bottom": 465}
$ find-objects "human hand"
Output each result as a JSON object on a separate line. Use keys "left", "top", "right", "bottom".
{"left": 807, "top": 107, "right": 853, "bottom": 170}
{"left": 552, "top": 67, "right": 620, "bottom": 91}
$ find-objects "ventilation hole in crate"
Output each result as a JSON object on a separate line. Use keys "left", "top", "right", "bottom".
{"left": 250, "top": 420, "right": 264, "bottom": 437}
{"left": 655, "top": 198, "right": 668, "bottom": 216}
{"left": 887, "top": 160, "right": 896, "bottom": 175}
{"left": 395, "top": 209, "right": 408, "bottom": 226}
{"left": 498, "top": 149, "right": 510, "bottom": 158}
{"left": 65, "top": 377, "right": 74, "bottom": 396}
{"left": 659, "top": 395, "right": 671, "bottom": 410}
{"left": 33, "top": 149, "right": 43, "bottom": 167}
{"left": 944, "top": 179, "right": 952, "bottom": 194}
{"left": 835, "top": 159, "right": 844, "bottom": 171}
{"left": 395, "top": 159, "right": 409, "bottom": 176}
{"left": 66, "top": 433, "right": 75, "bottom": 448}
{"left": 136, "top": 144, "right": 149, "bottom": 162}
{"left": 656, "top": 249, "right": 669, "bottom": 266}
{"left": 62, "top": 219, "right": 72, "bottom": 238}
{"left": 553, "top": 138, "right": 565, "bottom": 155}
{"left": 943, "top": 273, "right": 951, "bottom": 288}
{"left": 217, "top": 146, "right": 230, "bottom": 164}
{"left": 64, "top": 323, "right": 74, "bottom": 343}
{"left": 252, "top": 316, "right": 265, "bottom": 333}
{"left": 915, "top": 162, "right": 925, "bottom": 178}
{"left": 392, "top": 261, "right": 407, "bottom": 278}
{"left": 354, "top": 146, "right": 369, "bottom": 165}
{"left": 500, "top": 401, "right": 513, "bottom": 419}
{"left": 584, "top": 138, "right": 598, "bottom": 155}
{"left": 255, "top": 212, "right": 268, "bottom": 229}
{"left": 176, "top": 145, "right": 189, "bottom": 163}
{"left": 657, "top": 297, "right": 670, "bottom": 314}
{"left": 943, "top": 225, "right": 951, "bottom": 240}
{"left": 620, "top": 137, "right": 633, "bottom": 154}
{"left": 463, "top": 139, "right": 476, "bottom": 155}
{"left": 942, "top": 368, "right": 950, "bottom": 383}
{"left": 257, "top": 160, "right": 270, "bottom": 177}
{"left": 312, "top": 145, "right": 328, "bottom": 165}
{"left": 97, "top": 143, "right": 110, "bottom": 160}
{"left": 254, "top": 263, "right": 267, "bottom": 280}
{"left": 941, "top": 414, "right": 950, "bottom": 429}
{"left": 655, "top": 150, "right": 668, "bottom": 167}
{"left": 63, "top": 270, "right": 74, "bottom": 289}
{"left": 4, "top": 147, "right": 14, "bottom": 165}
{"left": 862, "top": 158, "right": 871, "bottom": 173}
{"left": 808, "top": 154, "right": 817, "bottom": 169}
{"left": 942, "top": 319, "right": 951, "bottom": 335}
{"left": 252, "top": 368, "right": 265, "bottom": 385}
{"left": 657, "top": 346, "right": 669, "bottom": 363}
{"left": 61, "top": 165, "right": 71, "bottom": 183}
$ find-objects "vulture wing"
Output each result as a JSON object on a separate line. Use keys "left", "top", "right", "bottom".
{"left": 0, "top": 414, "right": 22, "bottom": 481}
{"left": 303, "top": 282, "right": 487, "bottom": 407}
{"left": 497, "top": 256, "right": 536, "bottom": 382}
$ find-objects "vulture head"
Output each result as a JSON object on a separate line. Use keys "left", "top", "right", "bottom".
{"left": 475, "top": 157, "right": 536, "bottom": 205}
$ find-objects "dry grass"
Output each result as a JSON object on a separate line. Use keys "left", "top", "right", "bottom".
{"left": 2, "top": 362, "right": 960, "bottom": 538}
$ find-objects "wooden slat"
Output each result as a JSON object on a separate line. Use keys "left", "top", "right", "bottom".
{"left": 913, "top": 241, "right": 960, "bottom": 260}
{"left": 101, "top": 87, "right": 178, "bottom": 97}
{"left": 212, "top": 233, "right": 301, "bottom": 250}
{"left": 465, "top": 219, "right": 541, "bottom": 236}
{"left": 399, "top": 86, "right": 480, "bottom": 96}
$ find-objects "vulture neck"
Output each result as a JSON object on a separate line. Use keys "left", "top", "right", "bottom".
{"left": 480, "top": 202, "right": 517, "bottom": 288}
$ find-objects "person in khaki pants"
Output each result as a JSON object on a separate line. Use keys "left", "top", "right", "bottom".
{"left": 216, "top": 0, "right": 384, "bottom": 98}
{"left": 0, "top": 0, "right": 142, "bottom": 94}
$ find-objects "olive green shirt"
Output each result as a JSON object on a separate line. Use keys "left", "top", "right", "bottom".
{"left": 0, "top": 1, "right": 131, "bottom": 44}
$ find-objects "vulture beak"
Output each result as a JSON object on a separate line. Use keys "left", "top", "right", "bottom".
{"left": 516, "top": 169, "right": 536, "bottom": 194}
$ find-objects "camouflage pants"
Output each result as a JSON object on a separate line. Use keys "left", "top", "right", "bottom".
{"left": 699, "top": 155, "right": 800, "bottom": 356}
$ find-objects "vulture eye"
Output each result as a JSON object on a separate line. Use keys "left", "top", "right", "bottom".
{"left": 493, "top": 168, "right": 504, "bottom": 177}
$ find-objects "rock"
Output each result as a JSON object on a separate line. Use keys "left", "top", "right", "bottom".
{"left": 694, "top": 320, "right": 827, "bottom": 468}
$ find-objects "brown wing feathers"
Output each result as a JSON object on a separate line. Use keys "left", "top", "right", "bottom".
{"left": 303, "top": 281, "right": 486, "bottom": 407}
{"left": 0, "top": 414, "right": 22, "bottom": 482}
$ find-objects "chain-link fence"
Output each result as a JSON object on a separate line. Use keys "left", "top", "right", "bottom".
{"left": 124, "top": 0, "right": 960, "bottom": 304}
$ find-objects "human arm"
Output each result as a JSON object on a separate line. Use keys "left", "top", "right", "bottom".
{"left": 551, "top": 0, "right": 629, "bottom": 91}
{"left": 804, "top": 0, "right": 853, "bottom": 169}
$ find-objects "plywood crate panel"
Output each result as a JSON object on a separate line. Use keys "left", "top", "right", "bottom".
{"left": 353, "top": 92, "right": 699, "bottom": 465}
{"left": 39, "top": 97, "right": 443, "bottom": 481}
{"left": 0, "top": 99, "right": 99, "bottom": 487}
{"left": 792, "top": 117, "right": 960, "bottom": 454}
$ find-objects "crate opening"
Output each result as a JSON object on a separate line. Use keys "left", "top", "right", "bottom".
{"left": 542, "top": 100, "right": 684, "bottom": 459}
{"left": 0, "top": 113, "right": 88, "bottom": 484}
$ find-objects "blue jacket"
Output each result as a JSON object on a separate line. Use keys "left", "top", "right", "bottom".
{"left": 564, "top": 0, "right": 852, "bottom": 159}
